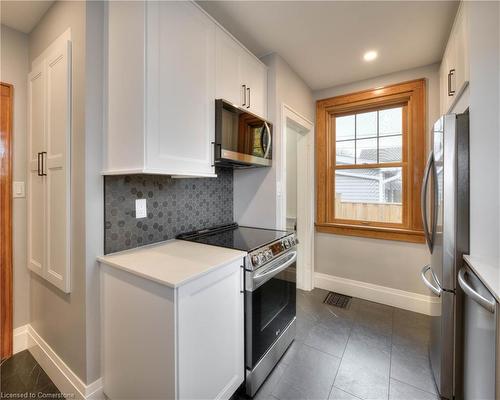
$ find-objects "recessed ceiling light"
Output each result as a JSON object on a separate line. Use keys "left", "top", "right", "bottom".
{"left": 363, "top": 50, "right": 378, "bottom": 62}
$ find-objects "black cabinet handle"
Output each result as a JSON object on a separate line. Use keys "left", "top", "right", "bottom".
{"left": 41, "top": 151, "right": 47, "bottom": 176}
{"left": 448, "top": 69, "right": 456, "bottom": 97}
{"left": 247, "top": 87, "right": 251, "bottom": 109}
{"left": 242, "top": 85, "right": 247, "bottom": 107}
{"left": 37, "top": 152, "right": 42, "bottom": 176}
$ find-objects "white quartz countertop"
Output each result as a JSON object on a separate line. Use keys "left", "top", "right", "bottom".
{"left": 97, "top": 240, "right": 246, "bottom": 288}
{"left": 463, "top": 255, "right": 500, "bottom": 302}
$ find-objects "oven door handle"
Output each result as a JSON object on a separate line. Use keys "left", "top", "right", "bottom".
{"left": 250, "top": 251, "right": 297, "bottom": 291}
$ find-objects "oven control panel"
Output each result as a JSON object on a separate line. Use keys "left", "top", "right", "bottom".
{"left": 248, "top": 233, "right": 297, "bottom": 269}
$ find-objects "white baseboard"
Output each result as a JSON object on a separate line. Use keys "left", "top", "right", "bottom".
{"left": 314, "top": 272, "right": 440, "bottom": 316}
{"left": 10, "top": 324, "right": 103, "bottom": 399}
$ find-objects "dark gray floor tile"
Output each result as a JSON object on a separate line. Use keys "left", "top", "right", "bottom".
{"left": 334, "top": 331, "right": 391, "bottom": 400}
{"left": 296, "top": 312, "right": 318, "bottom": 342}
{"left": 254, "top": 364, "right": 287, "bottom": 400}
{"left": 0, "top": 350, "right": 60, "bottom": 397}
{"left": 389, "top": 379, "right": 439, "bottom": 400}
{"left": 328, "top": 387, "right": 361, "bottom": 399}
{"left": 304, "top": 323, "right": 350, "bottom": 358}
{"left": 349, "top": 323, "right": 391, "bottom": 351}
{"left": 280, "top": 340, "right": 303, "bottom": 366}
{"left": 334, "top": 356, "right": 390, "bottom": 400}
{"left": 274, "top": 344, "right": 340, "bottom": 400}
{"left": 390, "top": 344, "right": 437, "bottom": 395}
{"left": 392, "top": 309, "right": 430, "bottom": 351}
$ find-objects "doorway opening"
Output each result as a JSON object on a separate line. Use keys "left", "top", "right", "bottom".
{"left": 279, "top": 104, "right": 314, "bottom": 291}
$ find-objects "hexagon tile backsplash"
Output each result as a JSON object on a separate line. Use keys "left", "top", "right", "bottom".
{"left": 104, "top": 168, "right": 233, "bottom": 254}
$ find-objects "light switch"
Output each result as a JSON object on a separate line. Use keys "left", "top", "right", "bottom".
{"left": 135, "top": 199, "right": 147, "bottom": 218}
{"left": 13, "top": 181, "right": 25, "bottom": 198}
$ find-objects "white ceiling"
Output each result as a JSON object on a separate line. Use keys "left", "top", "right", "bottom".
{"left": 198, "top": 1, "right": 459, "bottom": 91}
{"left": 1, "top": 1, "right": 53, "bottom": 34}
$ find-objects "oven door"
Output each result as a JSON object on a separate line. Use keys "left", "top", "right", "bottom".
{"left": 215, "top": 99, "right": 272, "bottom": 167}
{"left": 245, "top": 250, "right": 296, "bottom": 369}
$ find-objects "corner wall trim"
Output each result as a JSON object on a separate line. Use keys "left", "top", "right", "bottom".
{"left": 314, "top": 272, "right": 440, "bottom": 316}
{"left": 13, "top": 325, "right": 28, "bottom": 355}
{"left": 13, "top": 324, "right": 103, "bottom": 399}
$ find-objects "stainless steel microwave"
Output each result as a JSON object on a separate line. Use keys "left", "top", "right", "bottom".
{"left": 215, "top": 99, "right": 272, "bottom": 168}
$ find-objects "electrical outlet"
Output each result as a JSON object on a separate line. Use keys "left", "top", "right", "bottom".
{"left": 135, "top": 199, "right": 147, "bottom": 218}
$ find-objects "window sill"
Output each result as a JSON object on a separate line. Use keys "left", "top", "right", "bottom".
{"left": 315, "top": 223, "right": 426, "bottom": 244}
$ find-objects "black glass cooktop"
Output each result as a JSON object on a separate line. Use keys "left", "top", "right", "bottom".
{"left": 177, "top": 223, "right": 291, "bottom": 252}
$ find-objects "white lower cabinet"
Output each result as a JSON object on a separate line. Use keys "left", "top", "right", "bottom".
{"left": 101, "top": 258, "right": 244, "bottom": 399}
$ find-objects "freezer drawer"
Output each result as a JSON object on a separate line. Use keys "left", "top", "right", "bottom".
{"left": 459, "top": 266, "right": 497, "bottom": 400}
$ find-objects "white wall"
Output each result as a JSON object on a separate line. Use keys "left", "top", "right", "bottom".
{"left": 0, "top": 25, "right": 30, "bottom": 329}
{"left": 467, "top": 2, "right": 500, "bottom": 263}
{"left": 234, "top": 53, "right": 314, "bottom": 229}
{"left": 313, "top": 63, "right": 440, "bottom": 295}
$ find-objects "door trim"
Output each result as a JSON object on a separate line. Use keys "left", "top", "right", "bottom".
{"left": 1, "top": 82, "right": 13, "bottom": 360}
{"left": 278, "top": 104, "right": 315, "bottom": 291}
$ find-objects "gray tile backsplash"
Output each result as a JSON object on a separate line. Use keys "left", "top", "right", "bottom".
{"left": 104, "top": 168, "right": 233, "bottom": 254}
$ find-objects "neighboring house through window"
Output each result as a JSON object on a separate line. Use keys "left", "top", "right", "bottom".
{"left": 316, "top": 79, "right": 426, "bottom": 243}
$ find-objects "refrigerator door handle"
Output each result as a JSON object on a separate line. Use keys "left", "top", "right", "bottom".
{"left": 421, "top": 152, "right": 435, "bottom": 252}
{"left": 421, "top": 265, "right": 442, "bottom": 297}
{"left": 458, "top": 267, "right": 495, "bottom": 313}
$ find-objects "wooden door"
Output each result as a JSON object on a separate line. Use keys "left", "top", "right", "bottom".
{"left": 44, "top": 40, "right": 71, "bottom": 293}
{"left": 146, "top": 1, "right": 216, "bottom": 176}
{"left": 27, "top": 64, "right": 46, "bottom": 277}
{"left": 1, "top": 82, "right": 13, "bottom": 360}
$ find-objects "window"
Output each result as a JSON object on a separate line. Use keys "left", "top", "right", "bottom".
{"left": 316, "top": 79, "right": 426, "bottom": 243}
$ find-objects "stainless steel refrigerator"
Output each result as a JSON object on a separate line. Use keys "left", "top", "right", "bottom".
{"left": 420, "top": 111, "right": 469, "bottom": 400}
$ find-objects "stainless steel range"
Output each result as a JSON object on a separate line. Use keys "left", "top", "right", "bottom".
{"left": 177, "top": 223, "right": 297, "bottom": 397}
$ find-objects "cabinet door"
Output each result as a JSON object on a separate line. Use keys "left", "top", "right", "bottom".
{"left": 146, "top": 1, "right": 216, "bottom": 177}
{"left": 441, "top": 39, "right": 456, "bottom": 113}
{"left": 27, "top": 64, "right": 46, "bottom": 277}
{"left": 243, "top": 54, "right": 267, "bottom": 118}
{"left": 216, "top": 28, "right": 245, "bottom": 107}
{"left": 45, "top": 39, "right": 71, "bottom": 293}
{"left": 177, "top": 259, "right": 244, "bottom": 400}
{"left": 453, "top": 5, "right": 469, "bottom": 96}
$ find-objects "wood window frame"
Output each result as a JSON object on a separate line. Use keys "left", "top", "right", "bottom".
{"left": 316, "top": 79, "right": 426, "bottom": 243}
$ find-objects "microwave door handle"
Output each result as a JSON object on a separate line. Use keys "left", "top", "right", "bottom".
{"left": 263, "top": 122, "right": 272, "bottom": 159}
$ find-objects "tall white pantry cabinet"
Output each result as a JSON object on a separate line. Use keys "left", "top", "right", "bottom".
{"left": 27, "top": 30, "right": 72, "bottom": 293}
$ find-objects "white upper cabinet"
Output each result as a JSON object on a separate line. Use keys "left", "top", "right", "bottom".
{"left": 215, "top": 28, "right": 245, "bottom": 107}
{"left": 104, "top": 1, "right": 268, "bottom": 176}
{"left": 146, "top": 2, "right": 216, "bottom": 177}
{"left": 242, "top": 53, "right": 268, "bottom": 118}
{"left": 105, "top": 1, "right": 216, "bottom": 177}
{"left": 28, "top": 30, "right": 72, "bottom": 293}
{"left": 440, "top": 2, "right": 469, "bottom": 114}
{"left": 215, "top": 27, "right": 268, "bottom": 118}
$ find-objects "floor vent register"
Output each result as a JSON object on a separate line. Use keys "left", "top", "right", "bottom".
{"left": 323, "top": 291, "right": 352, "bottom": 309}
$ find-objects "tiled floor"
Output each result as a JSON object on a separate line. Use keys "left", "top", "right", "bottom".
{"left": 252, "top": 288, "right": 438, "bottom": 400}
{"left": 1, "top": 350, "right": 60, "bottom": 398}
